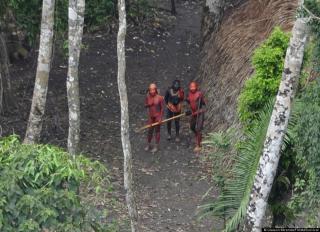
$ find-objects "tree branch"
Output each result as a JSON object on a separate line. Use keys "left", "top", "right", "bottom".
{"left": 302, "top": 4, "right": 320, "bottom": 21}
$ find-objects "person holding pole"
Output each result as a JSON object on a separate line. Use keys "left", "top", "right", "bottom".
{"left": 164, "top": 80, "right": 184, "bottom": 142}
{"left": 144, "top": 83, "right": 165, "bottom": 153}
{"left": 186, "top": 81, "right": 206, "bottom": 153}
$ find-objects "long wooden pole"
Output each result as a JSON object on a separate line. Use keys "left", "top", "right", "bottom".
{"left": 137, "top": 113, "right": 186, "bottom": 132}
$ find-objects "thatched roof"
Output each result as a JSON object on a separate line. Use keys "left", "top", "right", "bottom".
{"left": 199, "top": 0, "right": 299, "bottom": 131}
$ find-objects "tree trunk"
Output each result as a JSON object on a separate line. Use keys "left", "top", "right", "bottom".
{"left": 67, "top": 0, "right": 85, "bottom": 156}
{"left": 0, "top": 33, "right": 13, "bottom": 114}
{"left": 171, "top": 0, "right": 176, "bottom": 15}
{"left": 24, "top": 0, "right": 55, "bottom": 144}
{"left": 117, "top": 0, "right": 139, "bottom": 231}
{"left": 244, "top": 17, "right": 308, "bottom": 231}
{"left": 201, "top": 0, "right": 232, "bottom": 45}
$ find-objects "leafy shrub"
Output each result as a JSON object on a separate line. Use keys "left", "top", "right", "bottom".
{"left": 286, "top": 3, "right": 320, "bottom": 226}
{"left": 238, "top": 27, "right": 290, "bottom": 124}
{"left": 199, "top": 100, "right": 274, "bottom": 231}
{"left": 127, "top": 0, "right": 152, "bottom": 24}
{"left": 202, "top": 128, "right": 237, "bottom": 184}
{"left": 1, "top": 0, "right": 153, "bottom": 45}
{"left": 203, "top": 6, "right": 320, "bottom": 229}
{"left": 0, "top": 135, "right": 117, "bottom": 232}
{"left": 4, "top": 0, "right": 116, "bottom": 44}
{"left": 304, "top": 0, "right": 320, "bottom": 75}
{"left": 6, "top": 0, "right": 42, "bottom": 45}
{"left": 304, "top": 0, "right": 320, "bottom": 37}
{"left": 85, "top": 0, "right": 115, "bottom": 27}
{"left": 201, "top": 99, "right": 301, "bottom": 230}
{"left": 288, "top": 79, "right": 320, "bottom": 226}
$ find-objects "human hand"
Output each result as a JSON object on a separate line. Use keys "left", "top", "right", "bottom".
{"left": 192, "top": 109, "right": 205, "bottom": 116}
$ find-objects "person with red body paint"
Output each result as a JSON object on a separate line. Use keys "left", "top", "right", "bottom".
{"left": 144, "top": 83, "right": 165, "bottom": 153}
{"left": 186, "top": 81, "right": 206, "bottom": 153}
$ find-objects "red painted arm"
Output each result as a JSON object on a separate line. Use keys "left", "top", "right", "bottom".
{"left": 180, "top": 89, "right": 184, "bottom": 101}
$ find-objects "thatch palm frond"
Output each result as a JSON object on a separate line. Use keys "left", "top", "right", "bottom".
{"left": 199, "top": 99, "right": 275, "bottom": 232}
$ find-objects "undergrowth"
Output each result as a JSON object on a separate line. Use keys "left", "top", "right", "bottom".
{"left": 0, "top": 135, "right": 119, "bottom": 232}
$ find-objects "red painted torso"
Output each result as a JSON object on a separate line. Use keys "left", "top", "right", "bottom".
{"left": 187, "top": 91, "right": 205, "bottom": 113}
{"left": 145, "top": 94, "right": 164, "bottom": 118}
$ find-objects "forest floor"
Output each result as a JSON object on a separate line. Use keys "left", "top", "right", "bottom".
{"left": 1, "top": 0, "right": 219, "bottom": 231}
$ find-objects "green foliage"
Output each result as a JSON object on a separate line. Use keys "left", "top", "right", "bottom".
{"left": 199, "top": 100, "right": 274, "bottom": 232}
{"left": 54, "top": 0, "right": 68, "bottom": 40}
{"left": 85, "top": 0, "right": 115, "bottom": 27}
{"left": 0, "top": 0, "right": 153, "bottom": 45}
{"left": 0, "top": 0, "right": 10, "bottom": 22}
{"left": 304, "top": 0, "right": 320, "bottom": 74}
{"left": 7, "top": 0, "right": 42, "bottom": 45}
{"left": 3, "top": 0, "right": 116, "bottom": 45}
{"left": 128, "top": 0, "right": 152, "bottom": 24}
{"left": 294, "top": 81, "right": 320, "bottom": 171}
{"left": 0, "top": 135, "right": 117, "bottom": 231}
{"left": 204, "top": 4, "right": 320, "bottom": 229}
{"left": 298, "top": 40, "right": 315, "bottom": 88}
{"left": 238, "top": 27, "right": 290, "bottom": 124}
{"left": 288, "top": 79, "right": 320, "bottom": 226}
{"left": 304, "top": 0, "right": 320, "bottom": 36}
{"left": 268, "top": 131, "right": 297, "bottom": 227}
{"left": 202, "top": 128, "right": 237, "bottom": 184}
{"left": 285, "top": 1, "right": 320, "bottom": 226}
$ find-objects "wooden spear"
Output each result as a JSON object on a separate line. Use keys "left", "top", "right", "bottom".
{"left": 136, "top": 112, "right": 187, "bottom": 133}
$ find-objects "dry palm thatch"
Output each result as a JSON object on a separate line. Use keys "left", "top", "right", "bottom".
{"left": 199, "top": 0, "right": 298, "bottom": 131}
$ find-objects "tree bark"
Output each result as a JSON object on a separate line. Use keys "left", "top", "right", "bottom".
{"left": 67, "top": 0, "right": 85, "bottom": 156}
{"left": 0, "top": 33, "right": 13, "bottom": 114}
{"left": 171, "top": 0, "right": 176, "bottom": 15}
{"left": 24, "top": 0, "right": 55, "bottom": 144}
{"left": 201, "top": 0, "right": 233, "bottom": 45}
{"left": 244, "top": 17, "right": 309, "bottom": 231}
{"left": 117, "top": 0, "right": 139, "bottom": 231}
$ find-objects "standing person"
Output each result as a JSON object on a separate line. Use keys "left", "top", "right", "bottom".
{"left": 164, "top": 80, "right": 184, "bottom": 142}
{"left": 186, "top": 81, "right": 206, "bottom": 153}
{"left": 145, "top": 83, "right": 165, "bottom": 153}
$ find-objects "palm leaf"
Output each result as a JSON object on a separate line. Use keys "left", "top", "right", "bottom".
{"left": 199, "top": 99, "right": 275, "bottom": 231}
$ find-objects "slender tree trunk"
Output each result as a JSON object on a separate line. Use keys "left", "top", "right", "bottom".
{"left": 244, "top": 17, "right": 308, "bottom": 231}
{"left": 0, "top": 33, "right": 13, "bottom": 114}
{"left": 24, "top": 0, "right": 55, "bottom": 144}
{"left": 117, "top": 0, "right": 139, "bottom": 231}
{"left": 201, "top": 0, "right": 231, "bottom": 46}
{"left": 126, "top": 0, "right": 130, "bottom": 14}
{"left": 171, "top": 0, "right": 176, "bottom": 15}
{"left": 67, "top": 0, "right": 85, "bottom": 156}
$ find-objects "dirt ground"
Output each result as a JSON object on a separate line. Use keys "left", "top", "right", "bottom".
{"left": 1, "top": 1, "right": 218, "bottom": 231}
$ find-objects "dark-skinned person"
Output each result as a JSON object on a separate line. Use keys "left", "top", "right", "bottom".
{"left": 164, "top": 80, "right": 184, "bottom": 142}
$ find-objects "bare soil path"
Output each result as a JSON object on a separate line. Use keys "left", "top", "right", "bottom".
{"left": 1, "top": 1, "right": 215, "bottom": 231}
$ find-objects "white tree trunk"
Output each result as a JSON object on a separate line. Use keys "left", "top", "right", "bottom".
{"left": 24, "top": 0, "right": 55, "bottom": 144}
{"left": 245, "top": 18, "right": 309, "bottom": 231}
{"left": 0, "top": 33, "right": 12, "bottom": 114}
{"left": 117, "top": 0, "right": 139, "bottom": 231}
{"left": 67, "top": 0, "right": 85, "bottom": 156}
